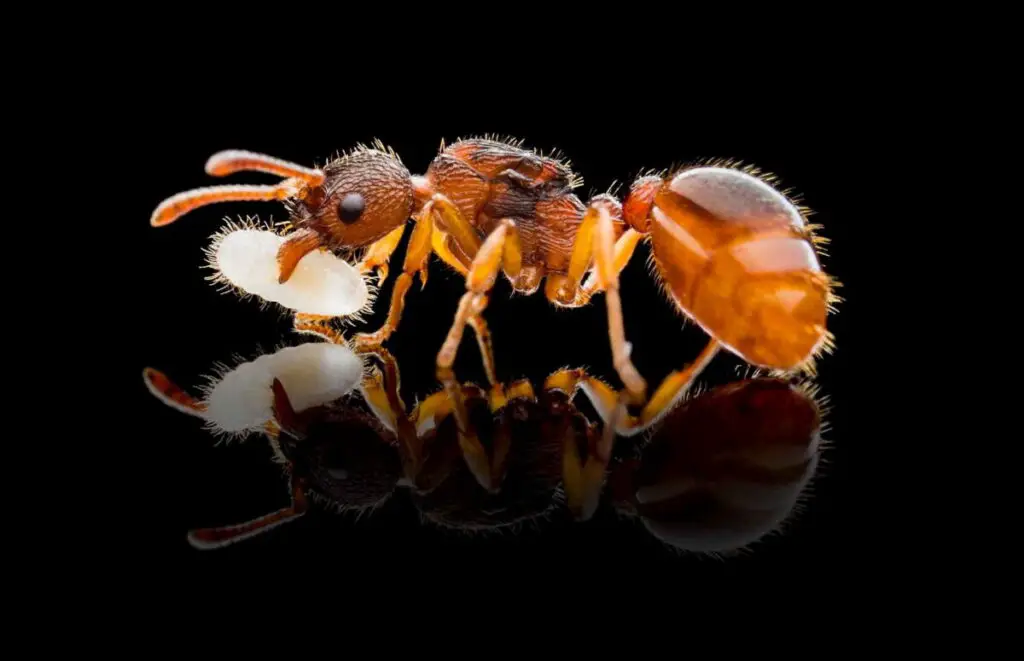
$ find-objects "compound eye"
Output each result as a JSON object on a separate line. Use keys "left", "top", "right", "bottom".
{"left": 338, "top": 192, "right": 365, "bottom": 224}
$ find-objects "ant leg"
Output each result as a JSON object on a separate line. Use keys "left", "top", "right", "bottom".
{"left": 431, "top": 228, "right": 471, "bottom": 277}
{"left": 432, "top": 220, "right": 498, "bottom": 387}
{"left": 435, "top": 220, "right": 521, "bottom": 492}
{"left": 541, "top": 368, "right": 614, "bottom": 519}
{"left": 353, "top": 206, "right": 435, "bottom": 349}
{"left": 485, "top": 378, "right": 535, "bottom": 488}
{"left": 436, "top": 219, "right": 521, "bottom": 380}
{"left": 578, "top": 229, "right": 644, "bottom": 300}
{"left": 292, "top": 318, "right": 421, "bottom": 470}
{"left": 410, "top": 391, "right": 454, "bottom": 436}
{"left": 356, "top": 224, "right": 407, "bottom": 285}
{"left": 489, "top": 378, "right": 535, "bottom": 411}
{"left": 429, "top": 194, "right": 484, "bottom": 260}
{"left": 590, "top": 207, "right": 647, "bottom": 405}
{"left": 467, "top": 314, "right": 498, "bottom": 387}
{"left": 276, "top": 229, "right": 324, "bottom": 284}
{"left": 437, "top": 368, "right": 497, "bottom": 493}
{"left": 356, "top": 346, "right": 423, "bottom": 484}
{"left": 188, "top": 475, "right": 309, "bottom": 550}
{"left": 576, "top": 338, "right": 721, "bottom": 436}
{"left": 143, "top": 367, "right": 206, "bottom": 418}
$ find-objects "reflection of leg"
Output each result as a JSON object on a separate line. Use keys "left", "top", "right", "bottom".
{"left": 577, "top": 338, "right": 721, "bottom": 436}
{"left": 467, "top": 314, "right": 498, "bottom": 386}
{"left": 438, "top": 367, "right": 495, "bottom": 493}
{"left": 410, "top": 391, "right": 453, "bottom": 435}
{"left": 357, "top": 347, "right": 422, "bottom": 484}
{"left": 187, "top": 476, "right": 309, "bottom": 550}
{"left": 542, "top": 367, "right": 615, "bottom": 521}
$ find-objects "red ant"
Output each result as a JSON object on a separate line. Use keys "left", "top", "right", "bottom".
{"left": 151, "top": 136, "right": 839, "bottom": 434}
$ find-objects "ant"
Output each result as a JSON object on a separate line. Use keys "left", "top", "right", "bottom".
{"left": 145, "top": 311, "right": 826, "bottom": 546}
{"left": 151, "top": 136, "right": 839, "bottom": 435}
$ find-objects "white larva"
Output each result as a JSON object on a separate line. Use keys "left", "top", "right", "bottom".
{"left": 210, "top": 226, "right": 371, "bottom": 318}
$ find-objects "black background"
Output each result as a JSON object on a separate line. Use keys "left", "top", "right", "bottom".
{"left": 118, "top": 86, "right": 876, "bottom": 600}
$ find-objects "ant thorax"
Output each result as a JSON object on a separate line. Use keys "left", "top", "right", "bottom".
{"left": 286, "top": 146, "right": 415, "bottom": 253}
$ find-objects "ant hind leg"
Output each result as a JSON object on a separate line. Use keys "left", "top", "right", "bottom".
{"left": 576, "top": 339, "right": 721, "bottom": 436}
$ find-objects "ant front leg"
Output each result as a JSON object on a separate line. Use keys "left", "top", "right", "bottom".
{"left": 353, "top": 208, "right": 434, "bottom": 350}
{"left": 356, "top": 224, "right": 407, "bottom": 285}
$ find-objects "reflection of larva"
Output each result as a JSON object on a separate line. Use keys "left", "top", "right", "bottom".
{"left": 203, "top": 218, "right": 376, "bottom": 321}
{"left": 143, "top": 341, "right": 364, "bottom": 438}
{"left": 144, "top": 333, "right": 377, "bottom": 549}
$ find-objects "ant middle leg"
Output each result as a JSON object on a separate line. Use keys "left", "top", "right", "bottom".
{"left": 436, "top": 218, "right": 522, "bottom": 382}
{"left": 353, "top": 207, "right": 435, "bottom": 349}
{"left": 435, "top": 219, "right": 523, "bottom": 492}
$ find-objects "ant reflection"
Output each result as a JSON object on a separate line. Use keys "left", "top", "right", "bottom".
{"left": 145, "top": 317, "right": 827, "bottom": 554}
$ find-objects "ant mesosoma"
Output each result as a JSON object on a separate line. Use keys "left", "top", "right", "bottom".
{"left": 151, "top": 136, "right": 839, "bottom": 431}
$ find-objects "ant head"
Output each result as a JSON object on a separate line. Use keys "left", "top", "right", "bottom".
{"left": 297, "top": 145, "right": 414, "bottom": 248}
